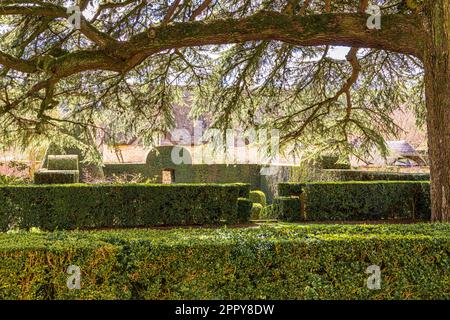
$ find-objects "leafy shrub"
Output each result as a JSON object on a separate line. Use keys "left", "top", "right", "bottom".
{"left": 317, "top": 155, "right": 339, "bottom": 168}
{"left": 249, "top": 190, "right": 267, "bottom": 206}
{"left": 0, "top": 161, "right": 31, "bottom": 184}
{"left": 279, "top": 181, "right": 431, "bottom": 221}
{"left": 0, "top": 223, "right": 448, "bottom": 299}
{"left": 237, "top": 198, "right": 253, "bottom": 223}
{"left": 0, "top": 174, "right": 29, "bottom": 185}
{"left": 0, "top": 183, "right": 249, "bottom": 231}
{"left": 34, "top": 170, "right": 80, "bottom": 184}
{"left": 250, "top": 203, "right": 263, "bottom": 219}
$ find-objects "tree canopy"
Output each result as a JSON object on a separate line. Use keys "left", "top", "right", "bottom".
{"left": 0, "top": 0, "right": 427, "bottom": 161}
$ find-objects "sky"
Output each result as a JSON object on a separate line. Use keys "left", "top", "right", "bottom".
{"left": 328, "top": 46, "right": 351, "bottom": 60}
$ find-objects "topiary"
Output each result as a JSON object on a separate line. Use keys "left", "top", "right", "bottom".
{"left": 250, "top": 203, "right": 263, "bottom": 220}
{"left": 249, "top": 190, "right": 267, "bottom": 206}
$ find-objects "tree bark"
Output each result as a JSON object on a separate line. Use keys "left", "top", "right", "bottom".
{"left": 424, "top": 0, "right": 450, "bottom": 222}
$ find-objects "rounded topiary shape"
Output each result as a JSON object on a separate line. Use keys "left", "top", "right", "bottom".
{"left": 250, "top": 203, "right": 263, "bottom": 220}
{"left": 249, "top": 190, "right": 267, "bottom": 206}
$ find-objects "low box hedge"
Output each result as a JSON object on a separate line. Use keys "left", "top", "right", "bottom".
{"left": 0, "top": 223, "right": 448, "bottom": 299}
{"left": 0, "top": 183, "right": 250, "bottom": 231}
{"left": 34, "top": 170, "right": 80, "bottom": 184}
{"left": 279, "top": 181, "right": 431, "bottom": 221}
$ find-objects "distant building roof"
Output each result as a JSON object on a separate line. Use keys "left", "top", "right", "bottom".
{"left": 386, "top": 140, "right": 417, "bottom": 156}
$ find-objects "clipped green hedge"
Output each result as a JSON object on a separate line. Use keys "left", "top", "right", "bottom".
{"left": 278, "top": 183, "right": 305, "bottom": 197}
{"left": 237, "top": 198, "right": 253, "bottom": 222}
{"left": 303, "top": 169, "right": 430, "bottom": 182}
{"left": 104, "top": 146, "right": 261, "bottom": 188}
{"left": 279, "top": 181, "right": 431, "bottom": 221}
{"left": 0, "top": 183, "right": 249, "bottom": 231}
{"left": 272, "top": 196, "right": 304, "bottom": 221}
{"left": 47, "top": 155, "right": 79, "bottom": 171}
{"left": 0, "top": 223, "right": 448, "bottom": 299}
{"left": 34, "top": 170, "right": 80, "bottom": 184}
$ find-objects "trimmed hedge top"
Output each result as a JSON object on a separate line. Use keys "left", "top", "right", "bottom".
{"left": 306, "top": 169, "right": 430, "bottom": 182}
{"left": 0, "top": 183, "right": 250, "bottom": 231}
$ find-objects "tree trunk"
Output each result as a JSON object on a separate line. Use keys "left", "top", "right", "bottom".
{"left": 424, "top": 0, "right": 450, "bottom": 222}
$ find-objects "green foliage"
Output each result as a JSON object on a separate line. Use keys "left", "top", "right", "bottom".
{"left": 0, "top": 1, "right": 426, "bottom": 165}
{"left": 279, "top": 181, "right": 431, "bottom": 221}
{"left": 237, "top": 198, "right": 253, "bottom": 223}
{"left": 288, "top": 167, "right": 430, "bottom": 183}
{"left": 43, "top": 144, "right": 104, "bottom": 180}
{"left": 0, "top": 161, "right": 31, "bottom": 185}
{"left": 272, "top": 196, "right": 303, "bottom": 222}
{"left": 0, "top": 183, "right": 249, "bottom": 231}
{"left": 250, "top": 203, "right": 263, "bottom": 219}
{"left": 278, "top": 183, "right": 305, "bottom": 197}
{"left": 249, "top": 190, "right": 267, "bottom": 207}
{"left": 104, "top": 146, "right": 261, "bottom": 189}
{"left": 0, "top": 174, "right": 28, "bottom": 185}
{"left": 47, "top": 155, "right": 79, "bottom": 171}
{"left": 317, "top": 155, "right": 339, "bottom": 169}
{"left": 0, "top": 223, "right": 448, "bottom": 299}
{"left": 34, "top": 170, "right": 80, "bottom": 184}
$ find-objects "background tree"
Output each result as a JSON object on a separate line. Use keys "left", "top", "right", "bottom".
{"left": 0, "top": 0, "right": 448, "bottom": 221}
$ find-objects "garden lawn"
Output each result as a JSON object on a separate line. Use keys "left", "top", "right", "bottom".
{"left": 0, "top": 223, "right": 448, "bottom": 300}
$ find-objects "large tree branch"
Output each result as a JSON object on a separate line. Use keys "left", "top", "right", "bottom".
{"left": 0, "top": 51, "right": 37, "bottom": 73}
{"left": 130, "top": 12, "right": 425, "bottom": 61}
{"left": 0, "top": 11, "right": 425, "bottom": 80}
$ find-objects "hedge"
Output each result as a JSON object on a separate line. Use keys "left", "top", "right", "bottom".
{"left": 250, "top": 203, "right": 263, "bottom": 219}
{"left": 34, "top": 170, "right": 80, "bottom": 184}
{"left": 279, "top": 181, "right": 431, "bottom": 221}
{"left": 103, "top": 146, "right": 261, "bottom": 188}
{"left": 301, "top": 169, "right": 430, "bottom": 182}
{"left": 42, "top": 144, "right": 105, "bottom": 179}
{"left": 0, "top": 223, "right": 448, "bottom": 299}
{"left": 0, "top": 183, "right": 250, "bottom": 231}
{"left": 249, "top": 190, "right": 267, "bottom": 207}
{"left": 47, "top": 155, "right": 79, "bottom": 171}
{"left": 237, "top": 198, "right": 253, "bottom": 222}
{"left": 272, "top": 196, "right": 304, "bottom": 222}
